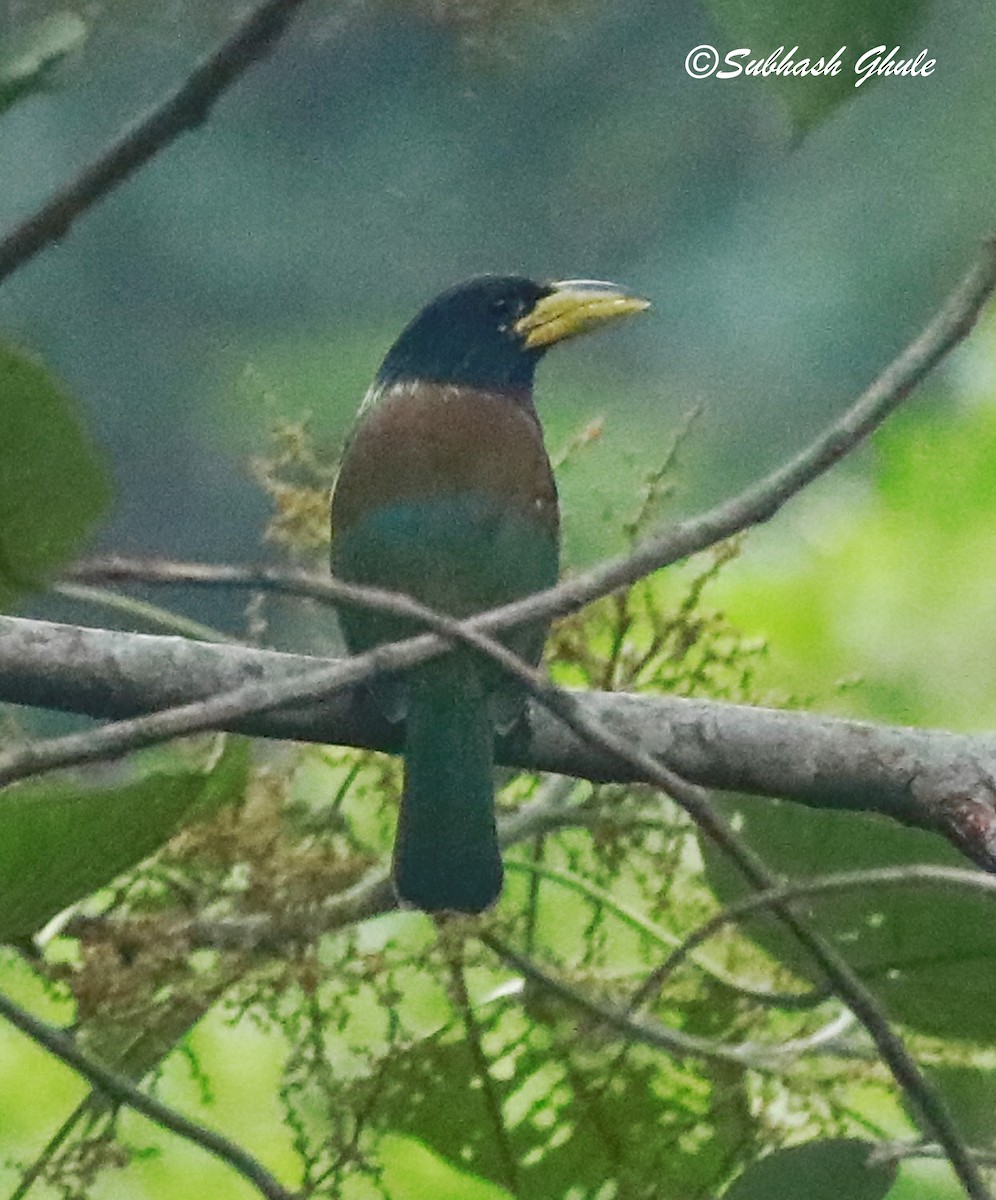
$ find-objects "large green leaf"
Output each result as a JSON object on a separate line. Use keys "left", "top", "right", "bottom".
{"left": 700, "top": 0, "right": 932, "bottom": 131}
{"left": 0, "top": 342, "right": 110, "bottom": 608}
{"left": 377, "top": 1019, "right": 738, "bottom": 1198}
{"left": 700, "top": 795, "right": 996, "bottom": 1042}
{"left": 724, "top": 1138, "right": 895, "bottom": 1199}
{"left": 918, "top": 1065, "right": 996, "bottom": 1151}
{"left": 0, "top": 735, "right": 250, "bottom": 941}
{"left": 0, "top": 12, "right": 88, "bottom": 117}
{"left": 378, "top": 1134, "right": 512, "bottom": 1200}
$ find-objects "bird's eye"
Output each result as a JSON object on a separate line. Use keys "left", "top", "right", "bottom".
{"left": 492, "top": 297, "right": 519, "bottom": 333}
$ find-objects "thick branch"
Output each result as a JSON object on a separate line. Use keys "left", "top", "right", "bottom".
{"left": 2, "top": 614, "right": 995, "bottom": 866}
{"left": 0, "top": 0, "right": 313, "bottom": 283}
{"left": 0, "top": 232, "right": 984, "bottom": 804}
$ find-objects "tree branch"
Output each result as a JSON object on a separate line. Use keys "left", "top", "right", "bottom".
{"left": 0, "top": 989, "right": 295, "bottom": 1200}
{"left": 480, "top": 933, "right": 861, "bottom": 1073}
{"left": 0, "top": 0, "right": 314, "bottom": 284}
{"left": 555, "top": 233, "right": 996, "bottom": 611}
{"left": 3, "top": 613, "right": 995, "bottom": 865}
{"left": 452, "top": 628, "right": 989, "bottom": 1199}
{"left": 61, "top": 227, "right": 996, "bottom": 637}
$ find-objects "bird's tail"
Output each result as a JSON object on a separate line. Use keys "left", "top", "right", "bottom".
{"left": 393, "top": 656, "right": 502, "bottom": 913}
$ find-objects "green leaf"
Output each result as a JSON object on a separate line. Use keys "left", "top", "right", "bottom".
{"left": 0, "top": 341, "right": 111, "bottom": 608}
{"left": 700, "top": 0, "right": 931, "bottom": 132}
{"left": 0, "top": 12, "right": 88, "bottom": 117}
{"left": 377, "top": 1019, "right": 738, "bottom": 1198}
{"left": 724, "top": 1138, "right": 895, "bottom": 1199}
{"left": 378, "top": 1133, "right": 513, "bottom": 1200}
{"left": 0, "top": 735, "right": 250, "bottom": 941}
{"left": 700, "top": 795, "right": 996, "bottom": 1042}
{"left": 918, "top": 1065, "right": 996, "bottom": 1151}
{"left": 883, "top": 1158, "right": 966, "bottom": 1199}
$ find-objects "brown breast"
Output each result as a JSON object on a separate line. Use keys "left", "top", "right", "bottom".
{"left": 331, "top": 381, "right": 559, "bottom": 539}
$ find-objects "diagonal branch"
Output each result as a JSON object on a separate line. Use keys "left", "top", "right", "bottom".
{"left": 645, "top": 863, "right": 996, "bottom": 999}
{"left": 64, "top": 230, "right": 996, "bottom": 635}
{"left": 0, "top": 988, "right": 295, "bottom": 1200}
{"left": 556, "top": 232, "right": 996, "bottom": 611}
{"left": 440, "top": 625, "right": 989, "bottom": 1199}
{"left": 0, "top": 0, "right": 315, "bottom": 284}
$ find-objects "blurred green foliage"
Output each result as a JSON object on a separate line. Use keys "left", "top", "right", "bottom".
{"left": 714, "top": 374, "right": 996, "bottom": 731}
{"left": 2, "top": 1, "right": 996, "bottom": 1198}
{"left": 0, "top": 342, "right": 110, "bottom": 610}
{"left": 0, "top": 735, "right": 249, "bottom": 940}
{"left": 0, "top": 11, "right": 87, "bottom": 117}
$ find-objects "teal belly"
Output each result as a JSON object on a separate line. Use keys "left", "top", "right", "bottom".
{"left": 332, "top": 493, "right": 558, "bottom": 713}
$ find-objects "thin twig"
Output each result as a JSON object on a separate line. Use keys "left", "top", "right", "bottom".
{"left": 554, "top": 233, "right": 996, "bottom": 614}
{"left": 443, "top": 941, "right": 520, "bottom": 1193}
{"left": 467, "top": 656, "right": 990, "bottom": 1199}
{"left": 644, "top": 864, "right": 996, "bottom": 999}
{"left": 5, "top": 1100, "right": 90, "bottom": 1200}
{"left": 502, "top": 859, "right": 825, "bottom": 1009}
{"left": 52, "top": 583, "right": 236, "bottom": 643}
{"left": 480, "top": 933, "right": 851, "bottom": 1072}
{"left": 0, "top": 989, "right": 296, "bottom": 1200}
{"left": 772, "top": 1009, "right": 859, "bottom": 1058}
{"left": 0, "top": 0, "right": 314, "bottom": 283}
{"left": 877, "top": 1141, "right": 996, "bottom": 1170}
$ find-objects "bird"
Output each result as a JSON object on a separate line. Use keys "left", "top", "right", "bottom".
{"left": 330, "top": 275, "right": 649, "bottom": 913}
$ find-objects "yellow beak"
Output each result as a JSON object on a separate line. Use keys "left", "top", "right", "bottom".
{"left": 514, "top": 279, "right": 650, "bottom": 350}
